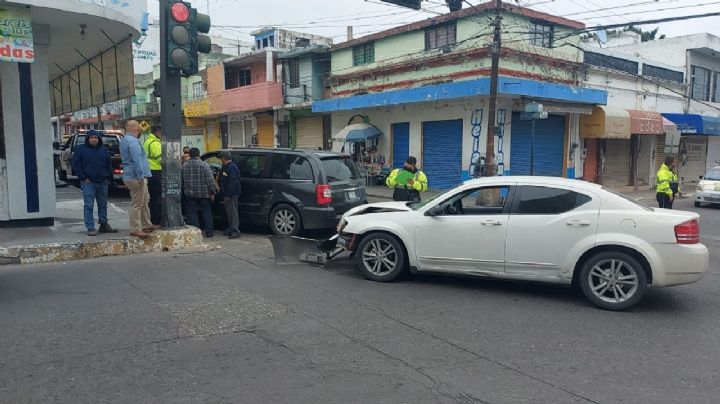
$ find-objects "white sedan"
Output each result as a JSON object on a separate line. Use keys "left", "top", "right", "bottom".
{"left": 695, "top": 166, "right": 720, "bottom": 207}
{"left": 337, "top": 177, "right": 708, "bottom": 310}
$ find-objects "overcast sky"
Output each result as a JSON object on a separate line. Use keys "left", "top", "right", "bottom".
{"left": 147, "top": 0, "right": 720, "bottom": 44}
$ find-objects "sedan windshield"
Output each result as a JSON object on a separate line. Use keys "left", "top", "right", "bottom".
{"left": 704, "top": 168, "right": 720, "bottom": 181}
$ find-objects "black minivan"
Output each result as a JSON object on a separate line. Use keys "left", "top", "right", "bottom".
{"left": 202, "top": 148, "right": 368, "bottom": 236}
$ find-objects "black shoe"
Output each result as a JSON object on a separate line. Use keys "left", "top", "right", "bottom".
{"left": 99, "top": 223, "right": 118, "bottom": 233}
{"left": 228, "top": 233, "right": 241, "bottom": 239}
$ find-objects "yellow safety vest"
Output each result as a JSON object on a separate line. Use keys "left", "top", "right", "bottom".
{"left": 144, "top": 134, "right": 162, "bottom": 171}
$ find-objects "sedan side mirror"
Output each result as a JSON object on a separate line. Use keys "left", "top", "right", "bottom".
{"left": 699, "top": 175, "right": 704, "bottom": 180}
{"left": 425, "top": 205, "right": 444, "bottom": 217}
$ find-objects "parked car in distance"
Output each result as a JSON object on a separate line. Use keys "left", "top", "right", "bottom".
{"left": 202, "top": 148, "right": 368, "bottom": 236}
{"left": 336, "top": 176, "right": 709, "bottom": 311}
{"left": 695, "top": 166, "right": 720, "bottom": 207}
{"left": 54, "top": 131, "right": 125, "bottom": 188}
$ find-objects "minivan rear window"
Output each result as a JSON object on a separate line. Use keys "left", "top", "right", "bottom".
{"left": 321, "top": 157, "right": 359, "bottom": 183}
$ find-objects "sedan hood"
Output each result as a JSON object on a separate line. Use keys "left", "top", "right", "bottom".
{"left": 343, "top": 201, "right": 413, "bottom": 217}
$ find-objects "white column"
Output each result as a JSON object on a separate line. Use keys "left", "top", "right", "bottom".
{"left": 266, "top": 50, "right": 273, "bottom": 82}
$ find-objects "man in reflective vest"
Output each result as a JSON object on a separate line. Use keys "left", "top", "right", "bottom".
{"left": 386, "top": 156, "right": 428, "bottom": 202}
{"left": 144, "top": 126, "right": 163, "bottom": 225}
{"left": 656, "top": 156, "right": 680, "bottom": 209}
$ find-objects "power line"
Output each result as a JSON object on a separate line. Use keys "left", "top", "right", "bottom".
{"left": 581, "top": 1, "right": 720, "bottom": 21}
{"left": 566, "top": 42, "right": 720, "bottom": 113}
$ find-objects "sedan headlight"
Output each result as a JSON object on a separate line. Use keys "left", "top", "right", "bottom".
{"left": 697, "top": 183, "right": 705, "bottom": 192}
{"left": 337, "top": 217, "right": 348, "bottom": 233}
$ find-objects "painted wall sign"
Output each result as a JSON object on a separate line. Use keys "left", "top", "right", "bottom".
{"left": 0, "top": 6, "right": 33, "bottom": 63}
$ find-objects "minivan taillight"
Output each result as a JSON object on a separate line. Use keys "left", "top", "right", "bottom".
{"left": 675, "top": 220, "right": 700, "bottom": 244}
{"left": 316, "top": 184, "right": 332, "bottom": 205}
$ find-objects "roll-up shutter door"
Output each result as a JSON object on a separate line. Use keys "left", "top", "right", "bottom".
{"left": 295, "top": 116, "right": 324, "bottom": 150}
{"left": 256, "top": 115, "right": 275, "bottom": 148}
{"left": 422, "top": 119, "right": 463, "bottom": 189}
{"left": 510, "top": 113, "right": 565, "bottom": 176}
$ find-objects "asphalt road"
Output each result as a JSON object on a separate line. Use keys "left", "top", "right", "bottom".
{"left": 1, "top": 194, "right": 719, "bottom": 403}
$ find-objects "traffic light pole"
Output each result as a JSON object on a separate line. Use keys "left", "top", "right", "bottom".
{"left": 159, "top": 0, "right": 185, "bottom": 229}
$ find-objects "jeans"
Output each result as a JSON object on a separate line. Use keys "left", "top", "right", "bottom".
{"left": 80, "top": 180, "right": 109, "bottom": 230}
{"left": 185, "top": 197, "right": 214, "bottom": 234}
{"left": 224, "top": 195, "right": 240, "bottom": 234}
{"left": 148, "top": 170, "right": 162, "bottom": 225}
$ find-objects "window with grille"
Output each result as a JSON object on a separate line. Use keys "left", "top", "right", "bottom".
{"left": 585, "top": 52, "right": 639, "bottom": 75}
{"left": 287, "top": 59, "right": 300, "bottom": 89}
{"left": 352, "top": 43, "right": 375, "bottom": 66}
{"left": 225, "top": 68, "right": 252, "bottom": 90}
{"left": 691, "top": 66, "right": 711, "bottom": 101}
{"left": 642, "top": 64, "right": 684, "bottom": 83}
{"left": 531, "top": 23, "right": 554, "bottom": 48}
{"left": 425, "top": 22, "right": 457, "bottom": 50}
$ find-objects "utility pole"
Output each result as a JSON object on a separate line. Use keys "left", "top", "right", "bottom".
{"left": 484, "top": 0, "right": 502, "bottom": 177}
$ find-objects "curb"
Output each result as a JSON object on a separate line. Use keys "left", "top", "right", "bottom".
{"left": 0, "top": 227, "right": 209, "bottom": 265}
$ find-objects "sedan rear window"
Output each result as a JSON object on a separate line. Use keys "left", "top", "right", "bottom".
{"left": 321, "top": 157, "right": 359, "bottom": 183}
{"left": 515, "top": 186, "right": 591, "bottom": 214}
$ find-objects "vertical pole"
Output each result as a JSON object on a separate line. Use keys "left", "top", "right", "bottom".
{"left": 530, "top": 118, "right": 535, "bottom": 176}
{"left": 160, "top": 0, "right": 184, "bottom": 229}
{"left": 485, "top": 0, "right": 502, "bottom": 177}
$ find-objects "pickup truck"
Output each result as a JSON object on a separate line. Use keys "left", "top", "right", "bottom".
{"left": 54, "top": 132, "right": 125, "bottom": 189}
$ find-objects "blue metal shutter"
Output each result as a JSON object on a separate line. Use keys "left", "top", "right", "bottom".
{"left": 422, "top": 119, "right": 463, "bottom": 189}
{"left": 509, "top": 113, "right": 565, "bottom": 176}
{"left": 392, "top": 122, "right": 410, "bottom": 169}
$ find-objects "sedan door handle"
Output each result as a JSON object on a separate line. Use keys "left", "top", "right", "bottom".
{"left": 481, "top": 219, "right": 502, "bottom": 226}
{"left": 566, "top": 219, "right": 591, "bottom": 227}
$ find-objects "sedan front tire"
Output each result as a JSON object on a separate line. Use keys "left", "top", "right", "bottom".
{"left": 355, "top": 233, "right": 407, "bottom": 282}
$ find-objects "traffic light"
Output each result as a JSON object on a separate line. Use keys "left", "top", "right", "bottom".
{"left": 164, "top": 1, "right": 212, "bottom": 76}
{"left": 380, "top": 0, "right": 421, "bottom": 9}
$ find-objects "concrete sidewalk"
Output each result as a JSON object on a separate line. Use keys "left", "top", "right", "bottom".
{"left": 0, "top": 186, "right": 209, "bottom": 265}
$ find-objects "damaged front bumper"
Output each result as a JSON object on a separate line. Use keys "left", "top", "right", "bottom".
{"left": 268, "top": 234, "right": 352, "bottom": 266}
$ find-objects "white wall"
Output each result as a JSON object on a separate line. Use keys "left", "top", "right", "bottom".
{"left": 330, "top": 98, "right": 521, "bottom": 178}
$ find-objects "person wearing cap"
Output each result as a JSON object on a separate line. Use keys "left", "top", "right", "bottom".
{"left": 144, "top": 126, "right": 163, "bottom": 225}
{"left": 218, "top": 151, "right": 242, "bottom": 239}
{"left": 71, "top": 131, "right": 118, "bottom": 236}
{"left": 386, "top": 156, "right": 429, "bottom": 202}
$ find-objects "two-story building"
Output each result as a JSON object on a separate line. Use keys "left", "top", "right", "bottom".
{"left": 609, "top": 34, "right": 720, "bottom": 183}
{"left": 313, "top": 2, "right": 607, "bottom": 189}
{"left": 578, "top": 40, "right": 686, "bottom": 189}
{"left": 183, "top": 29, "right": 332, "bottom": 151}
{"left": 277, "top": 44, "right": 331, "bottom": 149}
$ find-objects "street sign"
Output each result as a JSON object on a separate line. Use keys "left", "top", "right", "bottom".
{"left": 140, "top": 120, "right": 151, "bottom": 132}
{"left": 520, "top": 111, "right": 548, "bottom": 120}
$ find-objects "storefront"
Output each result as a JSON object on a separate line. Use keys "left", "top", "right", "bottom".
{"left": 580, "top": 107, "right": 664, "bottom": 188}
{"left": 662, "top": 114, "right": 720, "bottom": 184}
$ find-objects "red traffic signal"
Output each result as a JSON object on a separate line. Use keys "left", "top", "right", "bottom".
{"left": 170, "top": 2, "right": 190, "bottom": 22}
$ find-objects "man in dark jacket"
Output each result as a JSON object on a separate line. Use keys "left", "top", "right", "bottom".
{"left": 218, "top": 151, "right": 242, "bottom": 239}
{"left": 71, "top": 131, "right": 118, "bottom": 236}
{"left": 182, "top": 148, "right": 218, "bottom": 238}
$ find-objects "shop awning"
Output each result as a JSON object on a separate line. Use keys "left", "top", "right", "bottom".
{"left": 661, "top": 113, "right": 720, "bottom": 135}
{"left": 333, "top": 123, "right": 383, "bottom": 143}
{"left": 580, "top": 107, "right": 664, "bottom": 139}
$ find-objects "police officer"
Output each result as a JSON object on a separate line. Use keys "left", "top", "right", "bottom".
{"left": 656, "top": 156, "right": 680, "bottom": 209}
{"left": 386, "top": 156, "right": 428, "bottom": 202}
{"left": 144, "top": 126, "right": 163, "bottom": 225}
